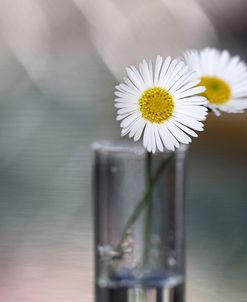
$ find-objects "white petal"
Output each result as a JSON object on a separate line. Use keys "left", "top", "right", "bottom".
{"left": 153, "top": 125, "right": 163, "bottom": 152}
{"left": 117, "top": 112, "right": 134, "bottom": 121}
{"left": 139, "top": 60, "right": 152, "bottom": 88}
{"left": 160, "top": 123, "right": 180, "bottom": 150}
{"left": 150, "top": 125, "right": 156, "bottom": 153}
{"left": 121, "top": 117, "right": 141, "bottom": 136}
{"left": 165, "top": 61, "right": 185, "bottom": 90}
{"left": 126, "top": 67, "right": 144, "bottom": 91}
{"left": 175, "top": 104, "right": 208, "bottom": 118}
{"left": 133, "top": 119, "right": 146, "bottom": 141}
{"left": 118, "top": 83, "right": 139, "bottom": 96}
{"left": 148, "top": 60, "right": 154, "bottom": 86}
{"left": 173, "top": 113, "right": 204, "bottom": 131}
{"left": 216, "top": 104, "right": 243, "bottom": 114}
{"left": 117, "top": 106, "right": 138, "bottom": 115}
{"left": 159, "top": 124, "right": 175, "bottom": 151}
{"left": 120, "top": 112, "right": 140, "bottom": 128}
{"left": 172, "top": 119, "right": 198, "bottom": 137}
{"left": 154, "top": 55, "right": 163, "bottom": 86}
{"left": 208, "top": 105, "right": 221, "bottom": 116}
{"left": 176, "top": 96, "right": 207, "bottom": 105}
{"left": 174, "top": 80, "right": 200, "bottom": 95}
{"left": 123, "top": 77, "right": 141, "bottom": 93}
{"left": 114, "top": 102, "right": 137, "bottom": 108}
{"left": 228, "top": 99, "right": 247, "bottom": 110}
{"left": 162, "top": 59, "right": 178, "bottom": 88}
{"left": 166, "top": 121, "right": 191, "bottom": 144}
{"left": 184, "top": 50, "right": 203, "bottom": 76}
{"left": 114, "top": 97, "right": 137, "bottom": 104}
{"left": 223, "top": 55, "right": 241, "bottom": 78}
{"left": 114, "top": 91, "right": 137, "bottom": 101}
{"left": 143, "top": 122, "right": 150, "bottom": 149}
{"left": 232, "top": 91, "right": 247, "bottom": 98}
{"left": 168, "top": 66, "right": 190, "bottom": 92}
{"left": 145, "top": 123, "right": 153, "bottom": 152}
{"left": 175, "top": 86, "right": 205, "bottom": 99}
{"left": 215, "top": 50, "right": 230, "bottom": 75}
{"left": 232, "top": 79, "right": 247, "bottom": 91}
{"left": 158, "top": 56, "right": 172, "bottom": 86}
{"left": 128, "top": 118, "right": 143, "bottom": 138}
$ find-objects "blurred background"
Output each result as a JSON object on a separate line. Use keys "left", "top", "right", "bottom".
{"left": 0, "top": 0, "right": 246, "bottom": 301}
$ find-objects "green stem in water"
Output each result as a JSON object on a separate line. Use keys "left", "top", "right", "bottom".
{"left": 142, "top": 152, "right": 153, "bottom": 267}
{"left": 114, "top": 153, "right": 174, "bottom": 259}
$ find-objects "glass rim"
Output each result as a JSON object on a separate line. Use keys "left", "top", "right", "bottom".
{"left": 92, "top": 139, "right": 189, "bottom": 156}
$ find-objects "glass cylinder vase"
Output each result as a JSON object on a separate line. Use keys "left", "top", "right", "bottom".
{"left": 93, "top": 140, "right": 188, "bottom": 302}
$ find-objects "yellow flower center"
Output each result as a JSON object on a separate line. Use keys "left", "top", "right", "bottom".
{"left": 138, "top": 87, "right": 174, "bottom": 123}
{"left": 199, "top": 76, "right": 231, "bottom": 105}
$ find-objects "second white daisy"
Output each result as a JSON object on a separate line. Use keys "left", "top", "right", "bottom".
{"left": 184, "top": 47, "right": 247, "bottom": 115}
{"left": 115, "top": 55, "right": 208, "bottom": 153}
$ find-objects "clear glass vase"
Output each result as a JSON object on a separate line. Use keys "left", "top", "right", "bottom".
{"left": 93, "top": 140, "right": 188, "bottom": 302}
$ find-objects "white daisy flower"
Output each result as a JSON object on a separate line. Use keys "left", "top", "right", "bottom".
{"left": 115, "top": 55, "right": 208, "bottom": 153}
{"left": 184, "top": 47, "right": 247, "bottom": 116}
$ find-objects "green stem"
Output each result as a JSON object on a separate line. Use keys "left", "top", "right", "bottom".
{"left": 142, "top": 152, "right": 153, "bottom": 267}
{"left": 115, "top": 153, "right": 174, "bottom": 258}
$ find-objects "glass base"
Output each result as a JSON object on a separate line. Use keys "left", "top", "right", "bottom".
{"left": 96, "top": 283, "right": 185, "bottom": 302}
